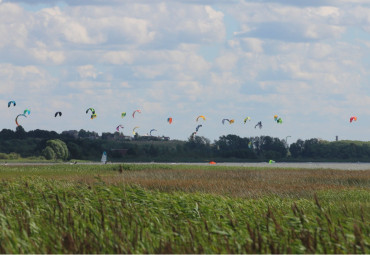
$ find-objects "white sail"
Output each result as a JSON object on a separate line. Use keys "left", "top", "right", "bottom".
{"left": 101, "top": 151, "right": 107, "bottom": 164}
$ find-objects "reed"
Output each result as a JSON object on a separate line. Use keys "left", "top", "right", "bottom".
{"left": 0, "top": 164, "right": 368, "bottom": 253}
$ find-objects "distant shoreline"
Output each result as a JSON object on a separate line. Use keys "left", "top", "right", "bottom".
{"left": 2, "top": 161, "right": 370, "bottom": 170}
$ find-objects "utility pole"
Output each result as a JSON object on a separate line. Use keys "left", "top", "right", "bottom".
{"left": 285, "top": 136, "right": 292, "bottom": 157}
{"left": 285, "top": 135, "right": 291, "bottom": 145}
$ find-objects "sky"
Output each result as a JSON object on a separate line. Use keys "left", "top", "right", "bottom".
{"left": 1, "top": 0, "right": 370, "bottom": 143}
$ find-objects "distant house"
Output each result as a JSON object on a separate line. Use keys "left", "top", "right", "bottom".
{"left": 122, "top": 135, "right": 133, "bottom": 141}
{"left": 161, "top": 136, "right": 170, "bottom": 141}
{"left": 61, "top": 130, "right": 78, "bottom": 139}
{"left": 135, "top": 135, "right": 170, "bottom": 141}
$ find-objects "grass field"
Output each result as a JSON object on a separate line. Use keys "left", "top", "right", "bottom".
{"left": 0, "top": 164, "right": 368, "bottom": 253}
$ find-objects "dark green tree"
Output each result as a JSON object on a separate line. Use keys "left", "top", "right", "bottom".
{"left": 15, "top": 126, "right": 26, "bottom": 139}
{"left": 214, "top": 135, "right": 253, "bottom": 158}
{"left": 44, "top": 139, "right": 69, "bottom": 160}
{"left": 78, "top": 129, "right": 88, "bottom": 138}
{"left": 28, "top": 129, "right": 59, "bottom": 139}
{"left": 0, "top": 129, "right": 15, "bottom": 140}
{"left": 42, "top": 146, "right": 56, "bottom": 160}
{"left": 67, "top": 142, "right": 82, "bottom": 159}
{"left": 289, "top": 139, "right": 304, "bottom": 158}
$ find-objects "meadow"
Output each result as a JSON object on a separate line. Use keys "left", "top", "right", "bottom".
{"left": 0, "top": 163, "right": 368, "bottom": 253}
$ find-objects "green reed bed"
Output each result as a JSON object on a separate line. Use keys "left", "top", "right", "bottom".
{"left": 0, "top": 164, "right": 368, "bottom": 253}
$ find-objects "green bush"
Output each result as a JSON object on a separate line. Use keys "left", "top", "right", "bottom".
{"left": 42, "top": 146, "right": 55, "bottom": 160}
{"left": 8, "top": 152, "right": 20, "bottom": 159}
{"left": 43, "top": 139, "right": 69, "bottom": 160}
{"left": 0, "top": 152, "right": 20, "bottom": 160}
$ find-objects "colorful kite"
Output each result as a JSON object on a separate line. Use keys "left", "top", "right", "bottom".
{"left": 133, "top": 126, "right": 139, "bottom": 135}
{"left": 24, "top": 109, "right": 31, "bottom": 115}
{"left": 116, "top": 125, "right": 124, "bottom": 132}
{"left": 196, "top": 115, "right": 205, "bottom": 122}
{"left": 86, "top": 108, "right": 95, "bottom": 114}
{"left": 350, "top": 116, "right": 357, "bottom": 123}
{"left": 8, "top": 101, "right": 16, "bottom": 107}
{"left": 15, "top": 114, "right": 26, "bottom": 126}
{"left": 132, "top": 110, "right": 141, "bottom": 118}
{"left": 149, "top": 129, "right": 157, "bottom": 136}
{"left": 244, "top": 117, "right": 251, "bottom": 124}
{"left": 255, "top": 121, "right": 262, "bottom": 129}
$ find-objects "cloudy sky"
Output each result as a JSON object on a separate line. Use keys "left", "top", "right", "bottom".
{"left": 1, "top": 0, "right": 370, "bottom": 143}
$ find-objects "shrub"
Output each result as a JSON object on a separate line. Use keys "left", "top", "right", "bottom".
{"left": 43, "top": 139, "right": 69, "bottom": 160}
{"left": 42, "top": 146, "right": 56, "bottom": 160}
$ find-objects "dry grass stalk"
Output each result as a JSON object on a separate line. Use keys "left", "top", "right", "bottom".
{"left": 14, "top": 167, "right": 369, "bottom": 198}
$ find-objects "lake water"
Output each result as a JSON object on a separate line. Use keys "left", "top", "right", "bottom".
{"left": 157, "top": 162, "right": 370, "bottom": 170}
{"left": 95, "top": 161, "right": 370, "bottom": 170}
{"left": 3, "top": 162, "right": 370, "bottom": 170}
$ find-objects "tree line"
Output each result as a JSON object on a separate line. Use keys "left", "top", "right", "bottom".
{"left": 0, "top": 126, "right": 369, "bottom": 162}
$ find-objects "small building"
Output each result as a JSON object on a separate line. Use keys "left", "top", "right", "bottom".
{"left": 61, "top": 130, "right": 78, "bottom": 139}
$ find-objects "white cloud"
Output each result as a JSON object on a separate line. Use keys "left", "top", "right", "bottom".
{"left": 0, "top": 0, "right": 369, "bottom": 141}
{"left": 36, "top": 7, "right": 107, "bottom": 45}
{"left": 229, "top": 3, "right": 348, "bottom": 42}
{"left": 77, "top": 65, "right": 99, "bottom": 79}
{"left": 29, "top": 42, "right": 65, "bottom": 64}
{"left": 0, "top": 64, "right": 51, "bottom": 90}
{"left": 120, "top": 82, "right": 131, "bottom": 88}
{"left": 0, "top": 4, "right": 29, "bottom": 48}
{"left": 67, "top": 81, "right": 110, "bottom": 90}
{"left": 240, "top": 38, "right": 264, "bottom": 53}
{"left": 133, "top": 65, "right": 167, "bottom": 80}
{"left": 102, "top": 51, "right": 134, "bottom": 65}
{"left": 308, "top": 43, "right": 333, "bottom": 59}
{"left": 214, "top": 52, "right": 238, "bottom": 71}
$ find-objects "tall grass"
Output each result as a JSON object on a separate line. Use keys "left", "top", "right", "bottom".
{"left": 2, "top": 163, "right": 365, "bottom": 198}
{"left": 0, "top": 164, "right": 368, "bottom": 253}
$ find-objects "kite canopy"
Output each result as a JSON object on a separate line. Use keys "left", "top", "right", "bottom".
{"left": 133, "top": 126, "right": 139, "bottom": 135}
{"left": 86, "top": 108, "right": 95, "bottom": 114}
{"left": 86, "top": 108, "right": 96, "bottom": 119}
{"left": 24, "top": 109, "right": 31, "bottom": 115}
{"left": 54, "top": 112, "right": 62, "bottom": 117}
{"left": 255, "top": 121, "right": 263, "bottom": 129}
{"left": 167, "top": 117, "right": 173, "bottom": 124}
{"left": 244, "top": 117, "right": 251, "bottom": 124}
{"left": 190, "top": 131, "right": 197, "bottom": 139}
{"left": 149, "top": 129, "right": 157, "bottom": 136}
{"left": 132, "top": 110, "right": 141, "bottom": 118}
{"left": 196, "top": 124, "right": 202, "bottom": 132}
{"left": 274, "top": 115, "right": 282, "bottom": 124}
{"left": 222, "top": 119, "right": 235, "bottom": 124}
{"left": 8, "top": 101, "right": 16, "bottom": 107}
{"left": 15, "top": 114, "right": 26, "bottom": 126}
{"left": 121, "top": 112, "right": 126, "bottom": 118}
{"left": 196, "top": 115, "right": 205, "bottom": 122}
{"left": 116, "top": 125, "right": 124, "bottom": 132}
{"left": 350, "top": 116, "right": 357, "bottom": 123}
